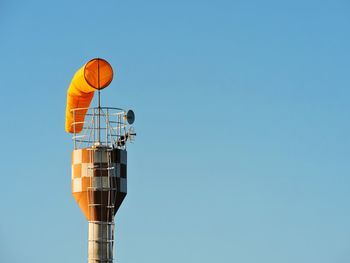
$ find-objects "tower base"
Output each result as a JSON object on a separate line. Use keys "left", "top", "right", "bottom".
{"left": 88, "top": 222, "right": 115, "bottom": 263}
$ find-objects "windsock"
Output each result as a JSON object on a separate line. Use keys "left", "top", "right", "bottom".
{"left": 65, "top": 58, "right": 113, "bottom": 133}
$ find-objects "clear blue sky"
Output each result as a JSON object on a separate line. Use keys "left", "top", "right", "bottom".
{"left": 1, "top": 0, "right": 350, "bottom": 262}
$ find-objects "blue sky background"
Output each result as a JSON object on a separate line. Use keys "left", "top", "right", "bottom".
{"left": 1, "top": 0, "right": 350, "bottom": 262}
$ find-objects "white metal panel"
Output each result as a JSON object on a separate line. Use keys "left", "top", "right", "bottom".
{"left": 92, "top": 177, "right": 109, "bottom": 189}
{"left": 120, "top": 178, "right": 127, "bottom": 193}
{"left": 94, "top": 150, "right": 108, "bottom": 163}
{"left": 81, "top": 163, "right": 93, "bottom": 177}
{"left": 109, "top": 164, "right": 116, "bottom": 177}
{"left": 120, "top": 150, "right": 127, "bottom": 164}
{"left": 72, "top": 178, "right": 82, "bottom": 192}
{"left": 73, "top": 149, "right": 82, "bottom": 164}
{"left": 114, "top": 164, "right": 120, "bottom": 177}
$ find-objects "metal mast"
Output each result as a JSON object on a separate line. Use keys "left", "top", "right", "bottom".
{"left": 67, "top": 58, "right": 136, "bottom": 263}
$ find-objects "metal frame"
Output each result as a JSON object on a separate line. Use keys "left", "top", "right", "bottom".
{"left": 71, "top": 107, "right": 133, "bottom": 150}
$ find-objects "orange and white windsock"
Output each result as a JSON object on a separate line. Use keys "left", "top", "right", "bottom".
{"left": 65, "top": 58, "right": 113, "bottom": 133}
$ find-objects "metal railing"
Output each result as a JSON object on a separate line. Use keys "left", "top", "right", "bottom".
{"left": 71, "top": 107, "right": 135, "bottom": 150}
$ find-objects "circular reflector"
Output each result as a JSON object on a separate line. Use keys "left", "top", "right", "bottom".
{"left": 126, "top": 110, "right": 135, "bottom": 124}
{"left": 84, "top": 58, "right": 113, "bottom": 90}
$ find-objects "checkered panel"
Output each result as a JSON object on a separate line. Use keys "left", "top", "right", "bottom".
{"left": 71, "top": 147, "right": 128, "bottom": 222}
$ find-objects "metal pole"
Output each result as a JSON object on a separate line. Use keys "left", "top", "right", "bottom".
{"left": 73, "top": 110, "right": 76, "bottom": 149}
{"left": 97, "top": 59, "right": 101, "bottom": 144}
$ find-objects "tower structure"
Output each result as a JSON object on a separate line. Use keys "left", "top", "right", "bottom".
{"left": 65, "top": 58, "right": 136, "bottom": 263}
